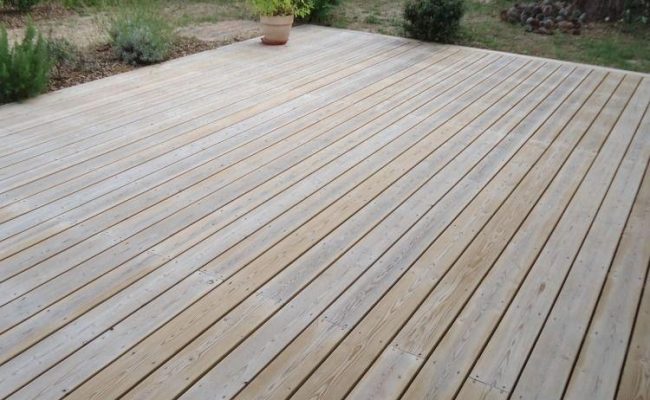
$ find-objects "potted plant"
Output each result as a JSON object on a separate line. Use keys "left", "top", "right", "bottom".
{"left": 250, "top": 0, "right": 313, "bottom": 45}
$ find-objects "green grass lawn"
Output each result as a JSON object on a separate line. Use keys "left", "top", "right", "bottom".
{"left": 322, "top": 0, "right": 650, "bottom": 72}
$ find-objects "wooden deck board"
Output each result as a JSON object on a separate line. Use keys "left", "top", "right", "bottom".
{"left": 0, "top": 26, "right": 648, "bottom": 400}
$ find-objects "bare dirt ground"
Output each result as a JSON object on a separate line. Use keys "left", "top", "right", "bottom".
{"left": 0, "top": 3, "right": 72, "bottom": 28}
{"left": 7, "top": 13, "right": 109, "bottom": 47}
{"left": 161, "top": 1, "right": 255, "bottom": 23}
{"left": 176, "top": 20, "right": 261, "bottom": 43}
{"left": 5, "top": 1, "right": 260, "bottom": 48}
{"left": 8, "top": 16, "right": 260, "bottom": 48}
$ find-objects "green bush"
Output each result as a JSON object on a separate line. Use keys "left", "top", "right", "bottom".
{"left": 623, "top": 0, "right": 649, "bottom": 23}
{"left": 60, "top": 0, "right": 106, "bottom": 8}
{"left": 109, "top": 9, "right": 173, "bottom": 65}
{"left": 249, "top": 0, "right": 313, "bottom": 17}
{"left": 404, "top": 0, "right": 465, "bottom": 43}
{"left": 3, "top": 0, "right": 41, "bottom": 11}
{"left": 47, "top": 37, "right": 81, "bottom": 74}
{"left": 305, "top": 0, "right": 341, "bottom": 23}
{"left": 0, "top": 24, "right": 52, "bottom": 104}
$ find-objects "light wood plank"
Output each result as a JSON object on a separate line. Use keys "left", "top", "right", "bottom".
{"left": 60, "top": 53, "right": 525, "bottom": 400}
{"left": 400, "top": 70, "right": 622, "bottom": 400}
{"left": 0, "top": 26, "right": 646, "bottom": 400}
{"left": 153, "top": 58, "right": 533, "bottom": 400}
{"left": 0, "top": 48, "right": 468, "bottom": 276}
{"left": 62, "top": 52, "right": 512, "bottom": 400}
{"left": 344, "top": 66, "right": 591, "bottom": 400}
{"left": 455, "top": 74, "right": 647, "bottom": 400}
{"left": 0, "top": 51, "right": 490, "bottom": 339}
{"left": 290, "top": 68, "right": 610, "bottom": 400}
{"left": 510, "top": 80, "right": 650, "bottom": 399}
{"left": 0, "top": 25, "right": 341, "bottom": 133}
{"left": 0, "top": 42, "right": 428, "bottom": 298}
{"left": 0, "top": 29, "right": 342, "bottom": 155}
{"left": 0, "top": 32, "right": 391, "bottom": 169}
{"left": 237, "top": 65, "right": 594, "bottom": 400}
{"left": 617, "top": 236, "right": 650, "bottom": 400}
{"left": 0, "top": 40, "right": 414, "bottom": 200}
{"left": 0, "top": 50, "right": 515, "bottom": 398}
{"left": 0, "top": 30, "right": 364, "bottom": 151}
{"left": 564, "top": 163, "right": 650, "bottom": 400}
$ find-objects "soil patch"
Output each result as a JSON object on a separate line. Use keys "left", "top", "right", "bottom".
{"left": 6, "top": 12, "right": 109, "bottom": 48}
{"left": 162, "top": 2, "right": 254, "bottom": 23}
{"left": 48, "top": 37, "right": 219, "bottom": 92}
{"left": 176, "top": 20, "right": 261, "bottom": 43}
{"left": 0, "top": 3, "right": 74, "bottom": 29}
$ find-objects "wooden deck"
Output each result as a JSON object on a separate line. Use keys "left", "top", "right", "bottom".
{"left": 0, "top": 25, "right": 648, "bottom": 400}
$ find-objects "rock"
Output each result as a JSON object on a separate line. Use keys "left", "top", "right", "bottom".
{"left": 506, "top": 6, "right": 521, "bottom": 22}
{"left": 500, "top": 0, "right": 585, "bottom": 36}
{"left": 542, "top": 18, "right": 555, "bottom": 29}
{"left": 528, "top": 16, "right": 541, "bottom": 28}
{"left": 558, "top": 20, "right": 574, "bottom": 32}
{"left": 542, "top": 5, "right": 552, "bottom": 16}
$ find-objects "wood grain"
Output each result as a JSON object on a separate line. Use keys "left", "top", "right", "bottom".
{"left": 0, "top": 26, "right": 647, "bottom": 400}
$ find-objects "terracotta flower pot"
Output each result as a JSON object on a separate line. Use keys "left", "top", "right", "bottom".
{"left": 260, "top": 15, "right": 294, "bottom": 45}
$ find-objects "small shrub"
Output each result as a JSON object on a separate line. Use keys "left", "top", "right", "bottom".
{"left": 47, "top": 38, "right": 81, "bottom": 75}
{"left": 305, "top": 0, "right": 341, "bottom": 23}
{"left": 364, "top": 14, "right": 381, "bottom": 24}
{"left": 109, "top": 9, "right": 173, "bottom": 65}
{"left": 2, "top": 0, "right": 41, "bottom": 11}
{"left": 623, "top": 0, "right": 649, "bottom": 24}
{"left": 0, "top": 24, "right": 52, "bottom": 104}
{"left": 249, "top": 0, "right": 313, "bottom": 17}
{"left": 404, "top": 0, "right": 465, "bottom": 43}
{"left": 60, "top": 0, "right": 110, "bottom": 8}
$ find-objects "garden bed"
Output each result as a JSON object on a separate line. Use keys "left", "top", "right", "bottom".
{"left": 47, "top": 36, "right": 218, "bottom": 92}
{"left": 1, "top": 1, "right": 262, "bottom": 100}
